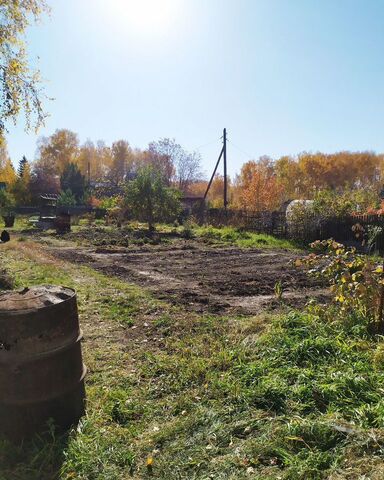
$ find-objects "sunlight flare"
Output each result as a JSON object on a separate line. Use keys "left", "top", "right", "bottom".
{"left": 108, "top": 0, "right": 180, "bottom": 36}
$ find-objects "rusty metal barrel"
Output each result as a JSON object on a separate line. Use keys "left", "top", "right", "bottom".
{"left": 0, "top": 286, "right": 86, "bottom": 441}
{"left": 55, "top": 212, "right": 71, "bottom": 234}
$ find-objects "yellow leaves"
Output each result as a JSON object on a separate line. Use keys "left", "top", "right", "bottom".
{"left": 0, "top": 1, "right": 48, "bottom": 130}
{"left": 7, "top": 58, "right": 23, "bottom": 75}
{"left": 146, "top": 456, "right": 154, "bottom": 473}
{"left": 235, "top": 159, "right": 284, "bottom": 211}
{"left": 305, "top": 239, "right": 384, "bottom": 327}
{"left": 0, "top": 159, "right": 17, "bottom": 186}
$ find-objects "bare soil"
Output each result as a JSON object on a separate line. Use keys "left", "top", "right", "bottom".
{"left": 47, "top": 241, "right": 326, "bottom": 314}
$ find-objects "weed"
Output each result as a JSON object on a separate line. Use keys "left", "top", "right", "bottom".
{"left": 274, "top": 280, "right": 283, "bottom": 301}
{"left": 181, "top": 220, "right": 195, "bottom": 239}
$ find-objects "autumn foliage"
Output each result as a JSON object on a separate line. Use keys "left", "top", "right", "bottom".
{"left": 233, "top": 157, "right": 283, "bottom": 211}
{"left": 193, "top": 152, "right": 384, "bottom": 212}
{"left": 1, "top": 126, "right": 384, "bottom": 214}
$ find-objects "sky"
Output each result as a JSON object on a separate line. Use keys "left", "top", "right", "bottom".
{"left": 5, "top": 0, "right": 384, "bottom": 178}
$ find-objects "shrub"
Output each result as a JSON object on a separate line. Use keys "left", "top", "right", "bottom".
{"left": 0, "top": 190, "right": 15, "bottom": 216}
{"left": 181, "top": 220, "right": 195, "bottom": 239}
{"left": 57, "top": 189, "right": 76, "bottom": 207}
{"left": 123, "top": 166, "right": 182, "bottom": 231}
{"left": 299, "top": 239, "right": 384, "bottom": 333}
{"left": 99, "top": 196, "right": 121, "bottom": 211}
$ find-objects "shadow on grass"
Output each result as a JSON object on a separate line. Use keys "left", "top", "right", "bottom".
{"left": 0, "top": 424, "right": 71, "bottom": 480}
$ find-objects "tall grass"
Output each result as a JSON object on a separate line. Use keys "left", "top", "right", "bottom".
{"left": 195, "top": 225, "right": 298, "bottom": 249}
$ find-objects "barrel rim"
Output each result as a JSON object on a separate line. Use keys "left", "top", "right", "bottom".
{"left": 0, "top": 285, "right": 76, "bottom": 316}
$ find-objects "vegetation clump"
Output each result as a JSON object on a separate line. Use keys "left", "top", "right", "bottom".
{"left": 0, "top": 268, "right": 14, "bottom": 290}
{"left": 299, "top": 239, "right": 384, "bottom": 333}
{"left": 0, "top": 189, "right": 15, "bottom": 217}
{"left": 197, "top": 225, "right": 297, "bottom": 249}
{"left": 123, "top": 166, "right": 182, "bottom": 231}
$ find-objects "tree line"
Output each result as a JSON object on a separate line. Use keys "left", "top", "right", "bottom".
{"left": 1, "top": 2, "right": 383, "bottom": 216}
{"left": 0, "top": 129, "right": 203, "bottom": 206}
{"left": 1, "top": 129, "right": 384, "bottom": 214}
{"left": 191, "top": 151, "right": 384, "bottom": 212}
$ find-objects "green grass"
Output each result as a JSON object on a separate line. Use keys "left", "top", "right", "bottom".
{"left": 10, "top": 215, "right": 298, "bottom": 251}
{"left": 193, "top": 225, "right": 298, "bottom": 250}
{"left": 0, "top": 240, "right": 383, "bottom": 479}
{"left": 8, "top": 214, "right": 39, "bottom": 232}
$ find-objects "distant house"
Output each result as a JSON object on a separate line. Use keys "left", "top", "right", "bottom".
{"left": 89, "top": 181, "right": 124, "bottom": 197}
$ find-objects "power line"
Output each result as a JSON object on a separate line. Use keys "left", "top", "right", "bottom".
{"left": 193, "top": 137, "right": 222, "bottom": 152}
{"left": 227, "top": 139, "right": 255, "bottom": 160}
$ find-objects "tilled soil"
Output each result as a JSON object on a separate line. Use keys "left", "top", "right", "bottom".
{"left": 48, "top": 241, "right": 327, "bottom": 314}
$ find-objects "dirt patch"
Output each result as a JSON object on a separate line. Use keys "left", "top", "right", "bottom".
{"left": 47, "top": 241, "right": 326, "bottom": 314}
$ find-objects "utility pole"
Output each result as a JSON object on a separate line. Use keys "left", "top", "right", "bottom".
{"left": 87, "top": 161, "right": 91, "bottom": 187}
{"left": 203, "top": 128, "right": 229, "bottom": 212}
{"left": 223, "top": 128, "right": 228, "bottom": 211}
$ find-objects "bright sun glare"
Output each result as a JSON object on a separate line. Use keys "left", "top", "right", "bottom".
{"left": 109, "top": 0, "right": 179, "bottom": 36}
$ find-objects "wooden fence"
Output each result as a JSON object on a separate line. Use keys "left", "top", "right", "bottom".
{"left": 204, "top": 209, "right": 287, "bottom": 237}
{"left": 320, "top": 214, "right": 384, "bottom": 252}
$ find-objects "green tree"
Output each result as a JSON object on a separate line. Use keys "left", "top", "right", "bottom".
{"left": 57, "top": 189, "right": 76, "bottom": 207}
{"left": 11, "top": 157, "right": 32, "bottom": 205}
{"left": 0, "top": 0, "right": 49, "bottom": 131}
{"left": 18, "top": 156, "right": 28, "bottom": 177}
{"left": 0, "top": 189, "right": 15, "bottom": 215}
{"left": 124, "top": 166, "right": 181, "bottom": 230}
{"left": 60, "top": 162, "right": 85, "bottom": 202}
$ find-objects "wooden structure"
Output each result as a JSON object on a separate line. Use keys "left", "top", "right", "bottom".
{"left": 38, "top": 194, "right": 58, "bottom": 229}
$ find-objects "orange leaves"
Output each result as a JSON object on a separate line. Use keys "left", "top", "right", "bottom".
{"left": 234, "top": 159, "right": 284, "bottom": 211}
{"left": 188, "top": 175, "right": 231, "bottom": 208}
{"left": 0, "top": 134, "right": 16, "bottom": 187}
{"left": 276, "top": 152, "right": 383, "bottom": 200}
{"left": 0, "top": 159, "right": 16, "bottom": 186}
